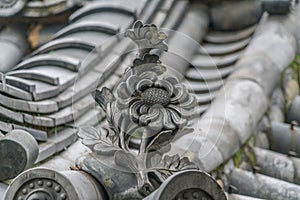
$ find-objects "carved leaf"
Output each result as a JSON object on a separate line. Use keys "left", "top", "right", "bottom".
{"left": 150, "top": 152, "right": 162, "bottom": 166}
{"left": 78, "top": 127, "right": 120, "bottom": 154}
{"left": 163, "top": 154, "right": 180, "bottom": 170}
{"left": 133, "top": 54, "right": 159, "bottom": 66}
{"left": 153, "top": 169, "right": 172, "bottom": 183}
{"left": 93, "top": 88, "right": 120, "bottom": 135}
{"left": 146, "top": 130, "right": 174, "bottom": 152}
{"left": 146, "top": 151, "right": 163, "bottom": 169}
{"left": 132, "top": 54, "right": 166, "bottom": 76}
{"left": 155, "top": 170, "right": 172, "bottom": 181}
{"left": 93, "top": 87, "right": 115, "bottom": 113}
{"left": 147, "top": 154, "right": 199, "bottom": 183}
{"left": 78, "top": 127, "right": 102, "bottom": 149}
{"left": 158, "top": 31, "right": 167, "bottom": 40}
{"left": 157, "top": 143, "right": 172, "bottom": 154}
{"left": 159, "top": 154, "right": 198, "bottom": 172}
{"left": 94, "top": 143, "right": 120, "bottom": 155}
{"left": 177, "top": 157, "right": 198, "bottom": 170}
{"left": 173, "top": 127, "right": 194, "bottom": 141}
{"left": 114, "top": 150, "right": 138, "bottom": 172}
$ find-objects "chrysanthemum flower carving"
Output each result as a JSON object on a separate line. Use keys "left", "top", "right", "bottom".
{"left": 116, "top": 61, "right": 196, "bottom": 133}
{"left": 125, "top": 20, "right": 168, "bottom": 55}
{"left": 78, "top": 20, "right": 198, "bottom": 197}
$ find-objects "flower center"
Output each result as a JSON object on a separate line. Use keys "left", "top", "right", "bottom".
{"left": 142, "top": 87, "right": 170, "bottom": 106}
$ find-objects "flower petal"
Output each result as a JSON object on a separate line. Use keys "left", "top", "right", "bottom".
{"left": 116, "top": 97, "right": 137, "bottom": 110}
{"left": 170, "top": 85, "right": 188, "bottom": 104}
{"left": 133, "top": 58, "right": 143, "bottom": 67}
{"left": 129, "top": 100, "right": 144, "bottom": 123}
{"left": 161, "top": 108, "right": 176, "bottom": 130}
{"left": 134, "top": 20, "right": 144, "bottom": 39}
{"left": 179, "top": 95, "right": 197, "bottom": 110}
{"left": 163, "top": 75, "right": 179, "bottom": 85}
{"left": 136, "top": 79, "right": 153, "bottom": 92}
{"left": 158, "top": 32, "right": 167, "bottom": 40}
{"left": 147, "top": 110, "right": 163, "bottom": 131}
{"left": 139, "top": 107, "right": 160, "bottom": 126}
{"left": 139, "top": 104, "right": 150, "bottom": 115}
{"left": 167, "top": 104, "right": 191, "bottom": 118}
{"left": 126, "top": 75, "right": 141, "bottom": 95}
{"left": 168, "top": 108, "right": 187, "bottom": 128}
{"left": 154, "top": 79, "right": 173, "bottom": 96}
{"left": 117, "top": 82, "right": 130, "bottom": 99}
{"left": 140, "top": 24, "right": 151, "bottom": 39}
{"left": 139, "top": 71, "right": 158, "bottom": 82}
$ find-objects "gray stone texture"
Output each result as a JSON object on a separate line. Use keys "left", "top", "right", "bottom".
{"left": 175, "top": 3, "right": 300, "bottom": 172}
{"left": 0, "top": 25, "right": 28, "bottom": 73}
{"left": 210, "top": 1, "right": 263, "bottom": 31}
{"left": 253, "top": 147, "right": 300, "bottom": 185}
{"left": 229, "top": 168, "right": 300, "bottom": 200}
{"left": 0, "top": 130, "right": 38, "bottom": 181}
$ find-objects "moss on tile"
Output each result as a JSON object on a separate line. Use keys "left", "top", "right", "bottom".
{"left": 290, "top": 55, "right": 300, "bottom": 81}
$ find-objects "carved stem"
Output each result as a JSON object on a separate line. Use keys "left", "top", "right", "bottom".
{"left": 136, "top": 128, "right": 154, "bottom": 195}
{"left": 119, "top": 118, "right": 129, "bottom": 151}
{"left": 120, "top": 132, "right": 127, "bottom": 150}
{"left": 136, "top": 171, "right": 154, "bottom": 196}
{"left": 139, "top": 129, "right": 147, "bottom": 155}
